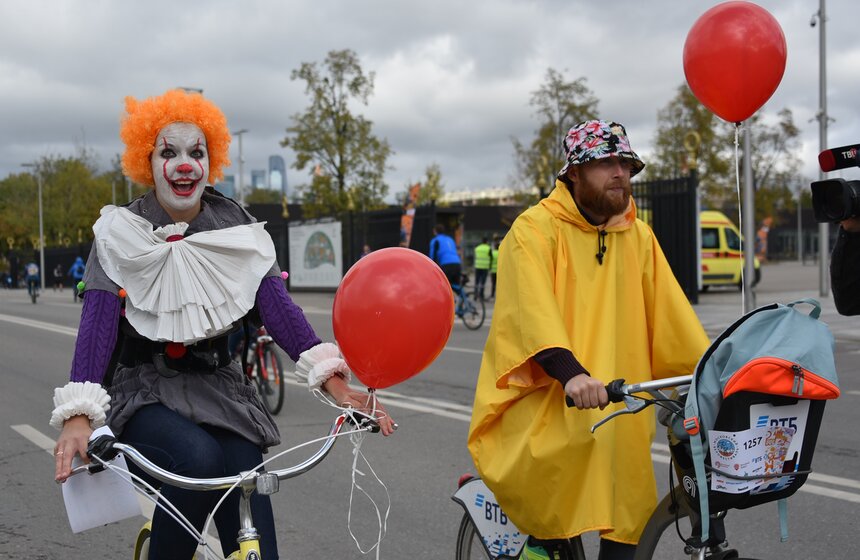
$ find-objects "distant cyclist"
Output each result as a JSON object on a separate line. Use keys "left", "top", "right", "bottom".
{"left": 53, "top": 263, "right": 65, "bottom": 292}
{"left": 429, "top": 223, "right": 461, "bottom": 288}
{"left": 24, "top": 262, "right": 40, "bottom": 297}
{"left": 68, "top": 256, "right": 85, "bottom": 302}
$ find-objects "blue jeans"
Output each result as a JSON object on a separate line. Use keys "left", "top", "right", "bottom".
{"left": 121, "top": 404, "right": 278, "bottom": 560}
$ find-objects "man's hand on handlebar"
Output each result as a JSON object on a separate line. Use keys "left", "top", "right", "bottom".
{"left": 322, "top": 375, "right": 397, "bottom": 436}
{"left": 563, "top": 374, "right": 609, "bottom": 410}
{"left": 54, "top": 415, "right": 92, "bottom": 482}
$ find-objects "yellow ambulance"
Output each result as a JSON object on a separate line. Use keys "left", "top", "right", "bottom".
{"left": 700, "top": 210, "right": 761, "bottom": 291}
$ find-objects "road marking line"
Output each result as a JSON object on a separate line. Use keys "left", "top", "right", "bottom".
{"left": 11, "top": 424, "right": 55, "bottom": 454}
{"left": 0, "top": 313, "right": 78, "bottom": 337}
{"left": 444, "top": 346, "right": 484, "bottom": 355}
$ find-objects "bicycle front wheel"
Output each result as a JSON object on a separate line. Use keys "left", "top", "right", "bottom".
{"left": 255, "top": 345, "right": 285, "bottom": 415}
{"left": 455, "top": 513, "right": 492, "bottom": 559}
{"left": 461, "top": 294, "right": 486, "bottom": 330}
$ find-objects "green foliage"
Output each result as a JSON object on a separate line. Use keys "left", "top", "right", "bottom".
{"left": 1, "top": 155, "right": 116, "bottom": 252}
{"left": 416, "top": 163, "right": 445, "bottom": 205}
{"left": 512, "top": 68, "right": 598, "bottom": 198}
{"left": 282, "top": 49, "right": 392, "bottom": 218}
{"left": 645, "top": 84, "right": 734, "bottom": 203}
{"left": 245, "top": 187, "right": 282, "bottom": 204}
{"left": 649, "top": 85, "right": 804, "bottom": 222}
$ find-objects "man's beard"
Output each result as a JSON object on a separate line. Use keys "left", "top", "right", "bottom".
{"left": 577, "top": 179, "right": 631, "bottom": 220}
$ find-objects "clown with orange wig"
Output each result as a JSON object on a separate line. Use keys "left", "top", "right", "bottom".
{"left": 49, "top": 89, "right": 395, "bottom": 559}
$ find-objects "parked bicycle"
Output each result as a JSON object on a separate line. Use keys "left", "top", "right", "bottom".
{"left": 233, "top": 325, "right": 285, "bottom": 415}
{"left": 453, "top": 374, "right": 801, "bottom": 560}
{"left": 72, "top": 408, "right": 381, "bottom": 560}
{"left": 452, "top": 274, "right": 485, "bottom": 330}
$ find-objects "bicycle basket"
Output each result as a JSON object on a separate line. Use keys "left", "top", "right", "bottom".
{"left": 669, "top": 299, "right": 840, "bottom": 542}
{"left": 669, "top": 392, "right": 827, "bottom": 514}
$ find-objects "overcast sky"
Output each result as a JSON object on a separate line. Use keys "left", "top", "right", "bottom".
{"left": 2, "top": 0, "right": 858, "bottom": 201}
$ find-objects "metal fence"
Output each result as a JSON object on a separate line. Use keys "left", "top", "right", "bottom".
{"left": 633, "top": 174, "right": 699, "bottom": 304}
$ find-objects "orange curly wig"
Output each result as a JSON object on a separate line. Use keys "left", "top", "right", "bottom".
{"left": 120, "top": 89, "right": 232, "bottom": 186}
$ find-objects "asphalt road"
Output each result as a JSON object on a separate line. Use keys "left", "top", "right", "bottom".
{"left": 1, "top": 266, "right": 857, "bottom": 559}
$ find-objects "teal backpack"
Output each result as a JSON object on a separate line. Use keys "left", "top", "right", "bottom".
{"left": 674, "top": 299, "right": 841, "bottom": 544}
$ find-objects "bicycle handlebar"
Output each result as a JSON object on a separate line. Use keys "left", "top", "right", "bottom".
{"left": 562, "top": 374, "right": 694, "bottom": 433}
{"left": 72, "top": 409, "right": 380, "bottom": 491}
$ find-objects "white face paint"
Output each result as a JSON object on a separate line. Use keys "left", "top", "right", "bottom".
{"left": 151, "top": 122, "right": 209, "bottom": 221}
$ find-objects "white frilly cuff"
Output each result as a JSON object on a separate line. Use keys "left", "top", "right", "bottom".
{"left": 296, "top": 342, "right": 352, "bottom": 390}
{"left": 50, "top": 381, "right": 111, "bottom": 430}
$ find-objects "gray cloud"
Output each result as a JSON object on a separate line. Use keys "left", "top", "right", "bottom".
{"left": 1, "top": 0, "right": 858, "bottom": 200}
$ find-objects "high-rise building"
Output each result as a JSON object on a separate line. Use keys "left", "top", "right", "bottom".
{"left": 269, "top": 155, "right": 287, "bottom": 197}
{"left": 250, "top": 169, "right": 267, "bottom": 190}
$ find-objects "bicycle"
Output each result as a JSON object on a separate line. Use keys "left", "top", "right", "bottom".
{"left": 453, "top": 274, "right": 485, "bottom": 330}
{"left": 234, "top": 325, "right": 285, "bottom": 415}
{"left": 27, "top": 279, "right": 40, "bottom": 304}
{"left": 452, "top": 375, "right": 780, "bottom": 560}
{"left": 71, "top": 408, "right": 382, "bottom": 560}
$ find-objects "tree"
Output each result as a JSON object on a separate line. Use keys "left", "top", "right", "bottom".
{"left": 512, "top": 68, "right": 598, "bottom": 199}
{"left": 244, "top": 187, "right": 282, "bottom": 204}
{"left": 1, "top": 155, "right": 113, "bottom": 254}
{"left": 416, "top": 163, "right": 445, "bottom": 205}
{"left": 744, "top": 109, "right": 803, "bottom": 224}
{"left": 646, "top": 84, "right": 734, "bottom": 204}
{"left": 649, "top": 85, "right": 804, "bottom": 219}
{"left": 282, "top": 49, "right": 392, "bottom": 218}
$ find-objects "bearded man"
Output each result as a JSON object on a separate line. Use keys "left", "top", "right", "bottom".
{"left": 468, "top": 120, "right": 710, "bottom": 560}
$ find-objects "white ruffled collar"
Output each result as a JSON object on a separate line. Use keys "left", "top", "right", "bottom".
{"left": 93, "top": 205, "right": 276, "bottom": 344}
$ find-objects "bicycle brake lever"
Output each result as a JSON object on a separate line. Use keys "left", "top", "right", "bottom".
{"left": 85, "top": 434, "right": 119, "bottom": 473}
{"left": 345, "top": 409, "right": 381, "bottom": 433}
{"left": 590, "top": 396, "right": 652, "bottom": 433}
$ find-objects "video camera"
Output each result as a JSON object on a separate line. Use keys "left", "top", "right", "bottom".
{"left": 811, "top": 144, "right": 860, "bottom": 222}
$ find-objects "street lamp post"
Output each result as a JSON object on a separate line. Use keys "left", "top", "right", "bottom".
{"left": 21, "top": 163, "right": 45, "bottom": 291}
{"left": 232, "top": 129, "right": 249, "bottom": 205}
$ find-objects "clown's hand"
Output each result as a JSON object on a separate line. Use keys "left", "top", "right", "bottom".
{"left": 296, "top": 342, "right": 352, "bottom": 391}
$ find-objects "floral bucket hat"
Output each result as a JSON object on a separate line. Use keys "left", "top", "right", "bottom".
{"left": 557, "top": 119, "right": 645, "bottom": 179}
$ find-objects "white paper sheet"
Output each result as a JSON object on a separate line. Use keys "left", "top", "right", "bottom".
{"left": 61, "top": 426, "right": 142, "bottom": 533}
{"left": 708, "top": 424, "right": 796, "bottom": 495}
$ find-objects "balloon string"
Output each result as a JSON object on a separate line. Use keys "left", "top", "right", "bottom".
{"left": 734, "top": 123, "right": 745, "bottom": 315}
{"left": 309, "top": 386, "right": 391, "bottom": 558}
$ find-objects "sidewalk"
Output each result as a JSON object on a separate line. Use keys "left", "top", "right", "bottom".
{"left": 693, "top": 260, "right": 860, "bottom": 342}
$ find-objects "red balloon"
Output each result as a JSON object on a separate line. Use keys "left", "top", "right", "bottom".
{"left": 333, "top": 247, "right": 454, "bottom": 389}
{"left": 683, "top": 1, "right": 787, "bottom": 123}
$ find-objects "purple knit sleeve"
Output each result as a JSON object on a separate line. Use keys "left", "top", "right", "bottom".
{"left": 256, "top": 276, "right": 322, "bottom": 362}
{"left": 70, "top": 290, "right": 122, "bottom": 383}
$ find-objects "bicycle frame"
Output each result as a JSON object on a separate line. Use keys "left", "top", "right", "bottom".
{"left": 77, "top": 410, "right": 378, "bottom": 560}
{"left": 452, "top": 375, "right": 747, "bottom": 560}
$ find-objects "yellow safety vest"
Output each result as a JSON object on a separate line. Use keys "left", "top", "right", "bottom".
{"left": 474, "top": 243, "right": 492, "bottom": 270}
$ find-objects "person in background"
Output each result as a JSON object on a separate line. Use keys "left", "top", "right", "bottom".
{"left": 360, "top": 244, "right": 372, "bottom": 258}
{"left": 24, "top": 261, "right": 40, "bottom": 297}
{"left": 53, "top": 263, "right": 64, "bottom": 291}
{"left": 831, "top": 215, "right": 860, "bottom": 315}
{"left": 468, "top": 120, "right": 709, "bottom": 560}
{"left": 489, "top": 236, "right": 500, "bottom": 300}
{"left": 473, "top": 236, "right": 492, "bottom": 300}
{"left": 49, "top": 89, "right": 395, "bottom": 560}
{"left": 429, "top": 223, "right": 462, "bottom": 288}
{"left": 68, "top": 256, "right": 86, "bottom": 302}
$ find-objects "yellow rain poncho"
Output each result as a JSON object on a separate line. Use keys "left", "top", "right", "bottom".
{"left": 468, "top": 182, "right": 709, "bottom": 544}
